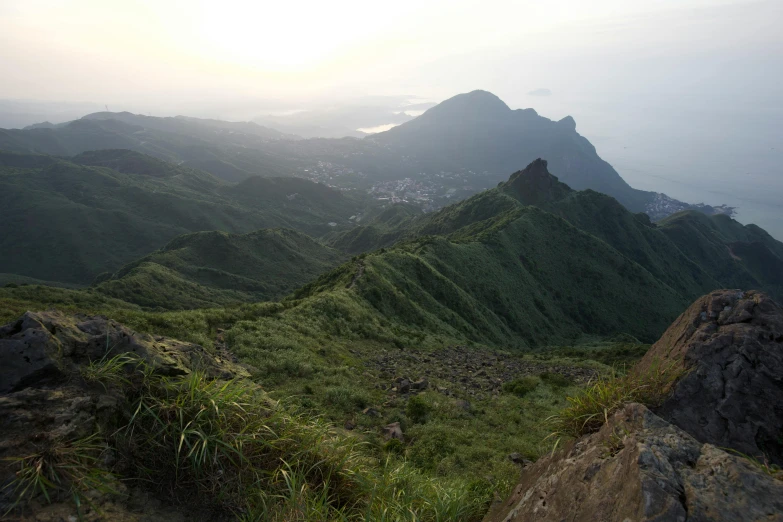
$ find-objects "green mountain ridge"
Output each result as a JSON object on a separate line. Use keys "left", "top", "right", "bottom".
{"left": 0, "top": 90, "right": 731, "bottom": 222}
{"left": 0, "top": 149, "right": 367, "bottom": 284}
{"left": 2, "top": 158, "right": 782, "bottom": 520}
{"left": 330, "top": 159, "right": 781, "bottom": 307}
{"left": 0, "top": 115, "right": 299, "bottom": 182}
{"left": 96, "top": 228, "right": 345, "bottom": 309}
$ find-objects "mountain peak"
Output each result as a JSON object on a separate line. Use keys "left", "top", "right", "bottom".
{"left": 421, "top": 90, "right": 510, "bottom": 120}
{"left": 557, "top": 115, "right": 576, "bottom": 131}
{"left": 501, "top": 159, "right": 572, "bottom": 206}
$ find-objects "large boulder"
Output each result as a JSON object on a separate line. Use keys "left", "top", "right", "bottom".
{"left": 484, "top": 403, "right": 783, "bottom": 522}
{"left": 637, "top": 289, "right": 783, "bottom": 465}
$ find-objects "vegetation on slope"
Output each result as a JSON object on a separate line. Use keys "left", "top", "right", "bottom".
{"left": 0, "top": 150, "right": 368, "bottom": 285}
{"left": 3, "top": 158, "right": 783, "bottom": 518}
{"left": 96, "top": 228, "right": 345, "bottom": 309}
{"left": 659, "top": 210, "right": 783, "bottom": 300}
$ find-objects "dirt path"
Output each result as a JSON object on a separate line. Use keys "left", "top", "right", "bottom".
{"left": 347, "top": 260, "right": 365, "bottom": 289}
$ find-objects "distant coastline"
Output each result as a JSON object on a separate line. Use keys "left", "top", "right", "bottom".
{"left": 645, "top": 192, "right": 735, "bottom": 221}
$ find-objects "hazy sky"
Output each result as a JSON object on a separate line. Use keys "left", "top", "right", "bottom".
{"left": 1, "top": 0, "right": 780, "bottom": 111}
{"left": 2, "top": 0, "right": 782, "bottom": 237}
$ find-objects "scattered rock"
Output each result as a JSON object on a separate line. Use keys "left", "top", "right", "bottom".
{"left": 344, "top": 420, "right": 356, "bottom": 431}
{"left": 0, "top": 311, "right": 249, "bottom": 519}
{"left": 411, "top": 377, "right": 429, "bottom": 390}
{"left": 507, "top": 453, "right": 532, "bottom": 467}
{"left": 382, "top": 422, "right": 404, "bottom": 442}
{"left": 362, "top": 407, "right": 381, "bottom": 417}
{"left": 455, "top": 399, "right": 471, "bottom": 411}
{"left": 367, "top": 346, "right": 596, "bottom": 402}
{"left": 0, "top": 311, "right": 249, "bottom": 394}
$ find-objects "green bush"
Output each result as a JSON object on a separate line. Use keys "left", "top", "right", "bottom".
{"left": 68, "top": 356, "right": 489, "bottom": 521}
{"left": 325, "top": 385, "right": 370, "bottom": 413}
{"left": 384, "top": 438, "right": 405, "bottom": 455}
{"left": 502, "top": 376, "right": 541, "bottom": 397}
{"left": 406, "top": 395, "right": 432, "bottom": 424}
{"left": 539, "top": 372, "right": 573, "bottom": 388}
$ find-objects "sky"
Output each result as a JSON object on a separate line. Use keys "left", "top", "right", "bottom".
{"left": 1, "top": 0, "right": 779, "bottom": 109}
{"left": 1, "top": 0, "right": 782, "bottom": 236}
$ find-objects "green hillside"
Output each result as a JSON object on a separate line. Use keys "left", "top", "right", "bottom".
{"left": 0, "top": 149, "right": 367, "bottom": 284}
{"left": 96, "top": 228, "right": 345, "bottom": 309}
{"left": 334, "top": 159, "right": 782, "bottom": 304}
{"left": 658, "top": 210, "right": 783, "bottom": 298}
{"left": 3, "top": 159, "right": 783, "bottom": 518}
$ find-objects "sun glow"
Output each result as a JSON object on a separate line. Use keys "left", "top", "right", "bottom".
{"left": 193, "top": 0, "right": 418, "bottom": 71}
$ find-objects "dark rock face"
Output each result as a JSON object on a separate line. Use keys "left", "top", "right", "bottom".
{"left": 484, "top": 404, "right": 783, "bottom": 522}
{"left": 501, "top": 159, "right": 573, "bottom": 208}
{"left": 638, "top": 289, "right": 783, "bottom": 465}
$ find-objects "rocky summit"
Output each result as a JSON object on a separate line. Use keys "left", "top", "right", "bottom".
{"left": 486, "top": 290, "right": 783, "bottom": 522}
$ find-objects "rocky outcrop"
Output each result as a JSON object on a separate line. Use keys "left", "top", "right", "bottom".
{"left": 637, "top": 289, "right": 783, "bottom": 465}
{"left": 0, "top": 311, "right": 249, "bottom": 520}
{"left": 487, "top": 290, "right": 783, "bottom": 521}
{"left": 1, "top": 310, "right": 248, "bottom": 394}
{"left": 484, "top": 403, "right": 783, "bottom": 522}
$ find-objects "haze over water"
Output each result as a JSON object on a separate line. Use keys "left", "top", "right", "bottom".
{"left": 528, "top": 97, "right": 783, "bottom": 240}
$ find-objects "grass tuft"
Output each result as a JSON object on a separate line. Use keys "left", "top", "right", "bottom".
{"left": 548, "top": 359, "right": 686, "bottom": 438}
{"left": 3, "top": 433, "right": 116, "bottom": 515}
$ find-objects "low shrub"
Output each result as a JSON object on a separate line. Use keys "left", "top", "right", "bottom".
{"left": 539, "top": 372, "right": 573, "bottom": 389}
{"left": 406, "top": 395, "right": 432, "bottom": 424}
{"left": 502, "top": 376, "right": 541, "bottom": 397}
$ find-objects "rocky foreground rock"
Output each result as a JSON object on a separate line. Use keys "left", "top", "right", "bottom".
{"left": 0, "top": 311, "right": 249, "bottom": 521}
{"left": 486, "top": 290, "right": 783, "bottom": 522}
{"left": 639, "top": 289, "right": 783, "bottom": 465}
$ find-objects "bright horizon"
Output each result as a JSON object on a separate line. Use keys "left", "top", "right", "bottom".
{"left": 1, "top": 0, "right": 779, "bottom": 111}
{"left": 2, "top": 0, "right": 782, "bottom": 238}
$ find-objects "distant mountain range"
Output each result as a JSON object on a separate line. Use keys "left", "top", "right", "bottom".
{"left": 0, "top": 112, "right": 301, "bottom": 182}
{"left": 3, "top": 152, "right": 773, "bottom": 344}
{"left": 309, "top": 159, "right": 783, "bottom": 344}
{"left": 0, "top": 90, "right": 732, "bottom": 219}
{"left": 0, "top": 149, "right": 366, "bottom": 285}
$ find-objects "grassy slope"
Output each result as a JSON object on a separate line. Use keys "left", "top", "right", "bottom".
{"left": 0, "top": 281, "right": 634, "bottom": 512}
{"left": 334, "top": 160, "right": 783, "bottom": 305}
{"left": 96, "top": 228, "right": 346, "bottom": 309}
{"left": 0, "top": 150, "right": 366, "bottom": 284}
